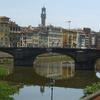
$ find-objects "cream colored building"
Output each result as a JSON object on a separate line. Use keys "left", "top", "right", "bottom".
{"left": 38, "top": 25, "right": 63, "bottom": 47}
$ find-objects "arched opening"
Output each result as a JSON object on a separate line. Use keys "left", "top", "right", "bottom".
{"left": 33, "top": 52, "right": 75, "bottom": 80}
{"left": 89, "top": 56, "right": 100, "bottom": 70}
{"left": 0, "top": 51, "right": 14, "bottom": 74}
{"left": 0, "top": 51, "right": 13, "bottom": 63}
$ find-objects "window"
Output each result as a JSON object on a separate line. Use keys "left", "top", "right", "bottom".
{"left": 5, "top": 38, "right": 8, "bottom": 41}
{"left": 1, "top": 37, "right": 3, "bottom": 41}
{"left": 1, "top": 42, "right": 3, "bottom": 44}
{"left": 5, "top": 18, "right": 9, "bottom": 21}
{"left": 5, "top": 42, "right": 7, "bottom": 45}
{"left": 5, "top": 29, "right": 8, "bottom": 32}
{"left": 5, "top": 34, "right": 7, "bottom": 36}
{"left": 5, "top": 24, "right": 8, "bottom": 27}
{"left": 10, "top": 27, "right": 12, "bottom": 31}
{"left": 1, "top": 33, "right": 3, "bottom": 36}
{"left": 1, "top": 29, "right": 3, "bottom": 32}
{"left": 1, "top": 24, "right": 3, "bottom": 27}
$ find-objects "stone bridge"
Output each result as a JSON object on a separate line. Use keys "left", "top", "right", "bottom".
{"left": 0, "top": 47, "right": 100, "bottom": 70}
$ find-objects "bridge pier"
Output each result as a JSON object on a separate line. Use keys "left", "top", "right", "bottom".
{"left": 14, "top": 60, "right": 33, "bottom": 66}
{"left": 75, "top": 62, "right": 94, "bottom": 70}
{"left": 14, "top": 56, "right": 36, "bottom": 66}
{"left": 75, "top": 51, "right": 94, "bottom": 70}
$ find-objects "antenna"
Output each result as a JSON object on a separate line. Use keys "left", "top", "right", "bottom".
{"left": 66, "top": 21, "right": 71, "bottom": 30}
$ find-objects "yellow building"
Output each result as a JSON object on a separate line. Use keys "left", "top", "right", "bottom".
{"left": 63, "top": 29, "right": 77, "bottom": 48}
{"left": 0, "top": 16, "right": 10, "bottom": 47}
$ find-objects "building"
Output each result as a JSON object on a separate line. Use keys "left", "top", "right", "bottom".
{"left": 20, "top": 27, "right": 39, "bottom": 47}
{"left": 33, "top": 29, "right": 39, "bottom": 47}
{"left": 96, "top": 32, "right": 100, "bottom": 49}
{"left": 38, "top": 25, "right": 63, "bottom": 47}
{"left": 90, "top": 33, "right": 96, "bottom": 48}
{"left": 9, "top": 21, "right": 21, "bottom": 47}
{"left": 41, "top": 7, "right": 46, "bottom": 26}
{"left": 63, "top": 29, "right": 77, "bottom": 48}
{"left": 39, "top": 31, "right": 48, "bottom": 47}
{"left": 77, "top": 31, "right": 86, "bottom": 48}
{"left": 84, "top": 28, "right": 91, "bottom": 48}
{"left": 0, "top": 16, "right": 10, "bottom": 47}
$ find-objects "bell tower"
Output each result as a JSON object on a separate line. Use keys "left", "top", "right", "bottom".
{"left": 41, "top": 7, "right": 46, "bottom": 26}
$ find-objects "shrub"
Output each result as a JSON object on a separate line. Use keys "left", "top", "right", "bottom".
{"left": 80, "top": 81, "right": 100, "bottom": 99}
{"left": 0, "top": 65, "right": 8, "bottom": 79}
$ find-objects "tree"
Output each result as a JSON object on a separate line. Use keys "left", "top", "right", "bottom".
{"left": 0, "top": 65, "right": 19, "bottom": 100}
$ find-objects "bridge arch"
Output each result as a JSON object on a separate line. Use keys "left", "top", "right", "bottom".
{"left": 88, "top": 55, "right": 100, "bottom": 69}
{"left": 0, "top": 47, "right": 100, "bottom": 70}
{"left": 25, "top": 50, "right": 76, "bottom": 65}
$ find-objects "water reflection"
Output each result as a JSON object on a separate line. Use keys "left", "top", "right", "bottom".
{"left": 2, "top": 60, "right": 100, "bottom": 100}
{"left": 95, "top": 58, "right": 100, "bottom": 78}
{"left": 34, "top": 61, "right": 75, "bottom": 80}
{"left": 0, "top": 62, "right": 14, "bottom": 75}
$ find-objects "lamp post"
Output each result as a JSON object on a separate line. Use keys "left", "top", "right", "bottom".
{"left": 50, "top": 78, "right": 55, "bottom": 100}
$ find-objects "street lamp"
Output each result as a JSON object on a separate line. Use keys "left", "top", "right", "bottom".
{"left": 50, "top": 78, "right": 55, "bottom": 100}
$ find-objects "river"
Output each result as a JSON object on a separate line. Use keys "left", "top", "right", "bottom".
{"left": 1, "top": 59, "right": 100, "bottom": 100}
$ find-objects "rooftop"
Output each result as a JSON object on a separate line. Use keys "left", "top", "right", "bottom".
{"left": 0, "top": 16, "right": 10, "bottom": 19}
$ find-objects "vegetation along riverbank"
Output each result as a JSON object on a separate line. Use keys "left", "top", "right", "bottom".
{"left": 0, "top": 65, "right": 19, "bottom": 100}
{"left": 34, "top": 55, "right": 73, "bottom": 64}
{"left": 0, "top": 58, "right": 13, "bottom": 64}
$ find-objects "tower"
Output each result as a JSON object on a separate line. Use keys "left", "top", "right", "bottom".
{"left": 41, "top": 7, "right": 46, "bottom": 26}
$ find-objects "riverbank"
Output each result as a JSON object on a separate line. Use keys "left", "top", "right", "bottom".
{"left": 0, "top": 58, "right": 13, "bottom": 64}
{"left": 34, "top": 55, "right": 73, "bottom": 64}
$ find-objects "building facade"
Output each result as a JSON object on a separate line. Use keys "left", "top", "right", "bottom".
{"left": 9, "top": 21, "right": 21, "bottom": 47}
{"left": 0, "top": 16, "right": 10, "bottom": 47}
{"left": 38, "top": 25, "right": 63, "bottom": 48}
{"left": 63, "top": 29, "right": 77, "bottom": 48}
{"left": 77, "top": 31, "right": 86, "bottom": 48}
{"left": 39, "top": 31, "right": 48, "bottom": 47}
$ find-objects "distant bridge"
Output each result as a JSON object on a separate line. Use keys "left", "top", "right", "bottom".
{"left": 0, "top": 47, "right": 100, "bottom": 70}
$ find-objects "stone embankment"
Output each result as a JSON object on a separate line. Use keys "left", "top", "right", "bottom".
{"left": 38, "top": 52, "right": 62, "bottom": 57}
{"left": 0, "top": 51, "right": 13, "bottom": 58}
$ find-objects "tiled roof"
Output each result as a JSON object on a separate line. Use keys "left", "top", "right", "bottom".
{"left": 10, "top": 32, "right": 21, "bottom": 34}
{"left": 39, "top": 31, "right": 47, "bottom": 35}
{"left": 0, "top": 16, "right": 10, "bottom": 19}
{"left": 39, "top": 25, "right": 62, "bottom": 29}
{"left": 21, "top": 28, "right": 34, "bottom": 33}
{"left": 76, "top": 31, "right": 86, "bottom": 34}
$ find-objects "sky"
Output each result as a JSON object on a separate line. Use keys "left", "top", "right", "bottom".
{"left": 1, "top": 0, "right": 100, "bottom": 32}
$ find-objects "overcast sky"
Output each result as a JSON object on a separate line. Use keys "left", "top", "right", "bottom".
{"left": 1, "top": 0, "right": 100, "bottom": 31}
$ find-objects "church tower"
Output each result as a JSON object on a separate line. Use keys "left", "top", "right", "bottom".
{"left": 41, "top": 7, "right": 46, "bottom": 26}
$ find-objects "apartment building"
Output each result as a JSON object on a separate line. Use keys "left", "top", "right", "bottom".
{"left": 21, "top": 27, "right": 39, "bottom": 47}
{"left": 96, "top": 32, "right": 100, "bottom": 49}
{"left": 63, "top": 29, "right": 77, "bottom": 48}
{"left": 77, "top": 31, "right": 86, "bottom": 48}
{"left": 38, "top": 25, "right": 63, "bottom": 47}
{"left": 0, "top": 16, "right": 10, "bottom": 47}
{"left": 90, "top": 33, "right": 96, "bottom": 48}
{"left": 39, "top": 31, "right": 48, "bottom": 47}
{"left": 9, "top": 21, "right": 21, "bottom": 47}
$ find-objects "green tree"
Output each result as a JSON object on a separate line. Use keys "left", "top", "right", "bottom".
{"left": 0, "top": 65, "right": 19, "bottom": 100}
{"left": 80, "top": 82, "right": 100, "bottom": 99}
{"left": 0, "top": 65, "right": 8, "bottom": 79}
{"left": 0, "top": 83, "right": 19, "bottom": 100}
